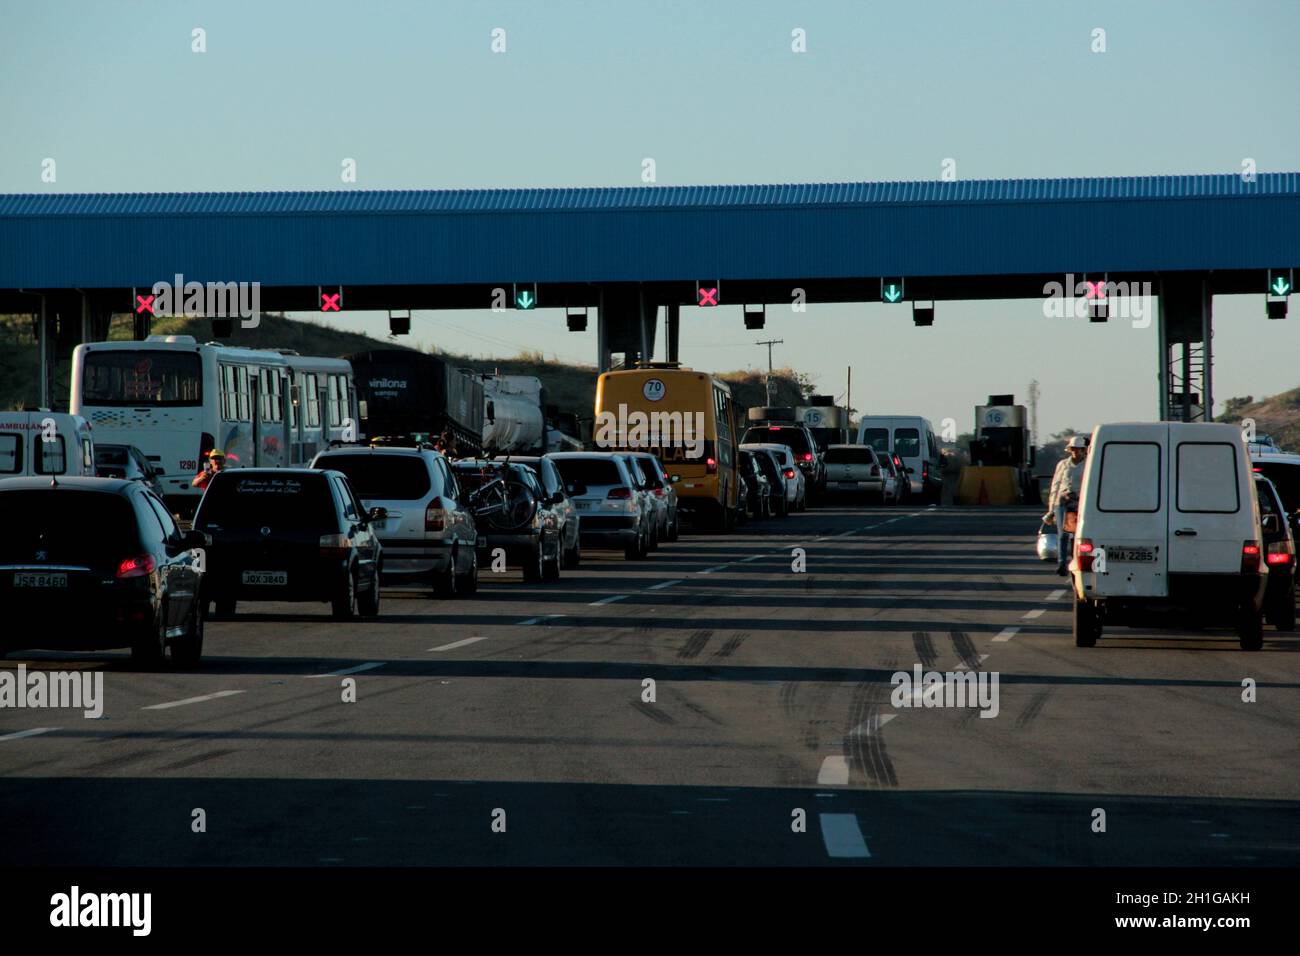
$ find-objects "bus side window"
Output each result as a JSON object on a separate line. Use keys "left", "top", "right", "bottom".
{"left": 237, "top": 367, "right": 252, "bottom": 421}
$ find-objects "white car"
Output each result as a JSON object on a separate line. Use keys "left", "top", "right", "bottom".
{"left": 823, "top": 444, "right": 886, "bottom": 502}
{"left": 550, "top": 452, "right": 653, "bottom": 560}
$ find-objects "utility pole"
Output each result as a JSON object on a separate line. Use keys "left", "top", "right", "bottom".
{"left": 1028, "top": 379, "right": 1041, "bottom": 448}
{"left": 756, "top": 339, "right": 783, "bottom": 405}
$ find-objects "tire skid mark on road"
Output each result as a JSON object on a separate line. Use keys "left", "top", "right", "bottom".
{"left": 156, "top": 748, "right": 239, "bottom": 771}
{"left": 629, "top": 699, "right": 675, "bottom": 725}
{"left": 711, "top": 633, "right": 747, "bottom": 659}
{"left": 912, "top": 631, "right": 937, "bottom": 669}
{"left": 949, "top": 631, "right": 981, "bottom": 670}
{"left": 1015, "top": 688, "right": 1055, "bottom": 729}
{"left": 844, "top": 678, "right": 898, "bottom": 788}
{"left": 676, "top": 629, "right": 713, "bottom": 660}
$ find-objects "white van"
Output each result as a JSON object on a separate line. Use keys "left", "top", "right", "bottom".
{"left": 857, "top": 416, "right": 943, "bottom": 503}
{"left": 1070, "top": 422, "right": 1268, "bottom": 650}
{"left": 0, "top": 410, "right": 97, "bottom": 479}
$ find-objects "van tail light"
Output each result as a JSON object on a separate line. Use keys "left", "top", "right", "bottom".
{"left": 706, "top": 457, "right": 718, "bottom": 475}
{"left": 1265, "top": 539, "right": 1294, "bottom": 566}
{"left": 425, "top": 504, "right": 446, "bottom": 532}
{"left": 607, "top": 487, "right": 632, "bottom": 500}
{"left": 922, "top": 461, "right": 929, "bottom": 482}
{"left": 116, "top": 554, "right": 156, "bottom": 579}
{"left": 319, "top": 533, "right": 353, "bottom": 558}
{"left": 1242, "top": 541, "right": 1262, "bottom": 573}
{"left": 1077, "top": 538, "right": 1095, "bottom": 572}
{"left": 783, "top": 467, "right": 796, "bottom": 479}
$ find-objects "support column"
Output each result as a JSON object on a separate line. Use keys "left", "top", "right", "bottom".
{"left": 666, "top": 304, "right": 680, "bottom": 363}
{"left": 1157, "top": 276, "right": 1212, "bottom": 422}
{"left": 38, "top": 297, "right": 55, "bottom": 410}
{"left": 596, "top": 289, "right": 613, "bottom": 372}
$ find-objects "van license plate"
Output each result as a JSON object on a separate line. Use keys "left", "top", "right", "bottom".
{"left": 14, "top": 573, "right": 67, "bottom": 588}
{"left": 1107, "top": 547, "right": 1155, "bottom": 563}
{"left": 242, "top": 570, "right": 287, "bottom": 586}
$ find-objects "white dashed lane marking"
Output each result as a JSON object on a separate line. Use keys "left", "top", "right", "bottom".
{"left": 820, "top": 813, "right": 871, "bottom": 858}
{"left": 1021, "top": 609, "right": 1045, "bottom": 621}
{"left": 143, "top": 690, "right": 246, "bottom": 710}
{"left": 817, "top": 756, "right": 850, "bottom": 786}
{"left": 1048, "top": 589, "right": 1067, "bottom": 601}
{"left": 307, "top": 663, "right": 385, "bottom": 678}
{"left": 0, "top": 727, "right": 58, "bottom": 741}
{"left": 993, "top": 627, "right": 1020, "bottom": 643}
{"left": 589, "top": 594, "right": 629, "bottom": 606}
{"left": 427, "top": 637, "right": 487, "bottom": 652}
{"left": 648, "top": 580, "right": 682, "bottom": 590}
{"left": 847, "top": 713, "right": 897, "bottom": 736}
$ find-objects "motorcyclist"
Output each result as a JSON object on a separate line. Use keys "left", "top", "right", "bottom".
{"left": 191, "top": 449, "right": 226, "bottom": 490}
{"left": 1044, "top": 436, "right": 1089, "bottom": 575}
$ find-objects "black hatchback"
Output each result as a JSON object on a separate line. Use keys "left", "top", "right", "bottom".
{"left": 193, "top": 468, "right": 384, "bottom": 620}
{"left": 0, "top": 476, "right": 207, "bottom": 666}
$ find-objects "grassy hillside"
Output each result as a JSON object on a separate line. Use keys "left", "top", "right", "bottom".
{"left": 0, "top": 313, "right": 810, "bottom": 425}
{"left": 1216, "top": 388, "right": 1300, "bottom": 450}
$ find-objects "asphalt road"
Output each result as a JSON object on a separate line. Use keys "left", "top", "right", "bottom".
{"left": 3, "top": 503, "right": 1297, "bottom": 866}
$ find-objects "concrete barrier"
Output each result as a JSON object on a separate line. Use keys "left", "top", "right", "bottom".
{"left": 954, "top": 465, "right": 1021, "bottom": 505}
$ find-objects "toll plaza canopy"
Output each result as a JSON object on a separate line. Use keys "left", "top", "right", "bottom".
{"left": 1, "top": 172, "right": 1298, "bottom": 309}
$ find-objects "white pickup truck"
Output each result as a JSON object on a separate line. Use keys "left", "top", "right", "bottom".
{"left": 823, "top": 444, "right": 886, "bottom": 502}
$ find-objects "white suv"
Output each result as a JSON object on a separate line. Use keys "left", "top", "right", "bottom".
{"left": 310, "top": 445, "right": 478, "bottom": 597}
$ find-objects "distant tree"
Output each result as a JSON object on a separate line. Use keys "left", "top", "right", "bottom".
{"left": 1218, "top": 396, "right": 1255, "bottom": 421}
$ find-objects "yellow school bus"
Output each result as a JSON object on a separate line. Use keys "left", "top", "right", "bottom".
{"left": 595, "top": 363, "right": 741, "bottom": 530}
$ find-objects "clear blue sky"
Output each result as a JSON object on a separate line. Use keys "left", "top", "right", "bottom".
{"left": 2, "top": 0, "right": 1297, "bottom": 437}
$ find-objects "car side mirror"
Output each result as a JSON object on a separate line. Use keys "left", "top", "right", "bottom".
{"left": 367, "top": 506, "right": 388, "bottom": 523}
{"left": 181, "top": 529, "right": 211, "bottom": 549}
{"left": 1262, "top": 514, "right": 1280, "bottom": 533}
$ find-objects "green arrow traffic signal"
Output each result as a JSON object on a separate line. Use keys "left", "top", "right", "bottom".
{"left": 1271, "top": 275, "right": 1292, "bottom": 296}
{"left": 884, "top": 284, "right": 903, "bottom": 303}
{"left": 514, "top": 287, "right": 536, "bottom": 310}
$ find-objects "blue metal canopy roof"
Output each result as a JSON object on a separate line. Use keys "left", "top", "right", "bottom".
{"left": 2, "top": 173, "right": 1297, "bottom": 288}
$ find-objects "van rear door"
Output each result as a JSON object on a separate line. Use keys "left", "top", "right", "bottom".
{"left": 1167, "top": 424, "right": 1251, "bottom": 575}
{"left": 1089, "top": 425, "right": 1167, "bottom": 598}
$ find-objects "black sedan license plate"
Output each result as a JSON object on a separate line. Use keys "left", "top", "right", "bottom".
{"left": 14, "top": 572, "right": 68, "bottom": 588}
{"left": 242, "top": 570, "right": 287, "bottom": 586}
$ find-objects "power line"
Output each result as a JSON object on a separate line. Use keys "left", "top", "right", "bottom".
{"left": 755, "top": 339, "right": 784, "bottom": 405}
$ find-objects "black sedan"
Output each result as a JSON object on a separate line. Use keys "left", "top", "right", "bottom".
{"left": 193, "top": 468, "right": 383, "bottom": 620}
{"left": 0, "top": 477, "right": 206, "bottom": 666}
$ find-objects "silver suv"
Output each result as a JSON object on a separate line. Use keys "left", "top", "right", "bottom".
{"left": 310, "top": 445, "right": 478, "bottom": 597}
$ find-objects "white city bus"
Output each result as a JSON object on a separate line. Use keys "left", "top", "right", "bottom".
{"left": 71, "top": 335, "right": 356, "bottom": 514}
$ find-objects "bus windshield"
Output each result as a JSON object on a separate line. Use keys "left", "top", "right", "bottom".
{"left": 82, "top": 350, "right": 202, "bottom": 406}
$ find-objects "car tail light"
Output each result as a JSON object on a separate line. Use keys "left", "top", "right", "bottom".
{"left": 894, "top": 455, "right": 903, "bottom": 469}
{"left": 783, "top": 467, "right": 795, "bottom": 479}
{"left": 1077, "top": 538, "right": 1095, "bottom": 572}
{"left": 706, "top": 457, "right": 718, "bottom": 475}
{"left": 652, "top": 487, "right": 664, "bottom": 497}
{"left": 116, "top": 554, "right": 156, "bottom": 579}
{"left": 1242, "top": 541, "right": 1262, "bottom": 573}
{"left": 662, "top": 472, "right": 670, "bottom": 482}
{"left": 800, "top": 453, "right": 813, "bottom": 462}
{"left": 1265, "top": 540, "right": 1294, "bottom": 565}
{"left": 425, "top": 504, "right": 446, "bottom": 532}
{"left": 607, "top": 487, "right": 632, "bottom": 500}
{"left": 769, "top": 426, "right": 781, "bottom": 431}
{"left": 320, "top": 533, "right": 352, "bottom": 558}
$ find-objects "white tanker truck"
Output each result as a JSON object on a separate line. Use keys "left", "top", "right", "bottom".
{"left": 479, "top": 374, "right": 547, "bottom": 456}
